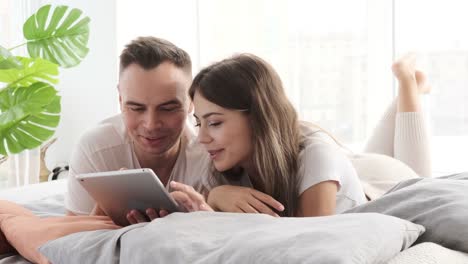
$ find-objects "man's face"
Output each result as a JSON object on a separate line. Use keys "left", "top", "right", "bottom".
{"left": 118, "top": 62, "right": 192, "bottom": 157}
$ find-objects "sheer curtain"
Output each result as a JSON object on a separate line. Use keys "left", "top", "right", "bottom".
{"left": 0, "top": 0, "right": 44, "bottom": 188}
{"left": 197, "top": 0, "right": 394, "bottom": 145}
{"left": 394, "top": 0, "right": 468, "bottom": 175}
{"left": 117, "top": 0, "right": 393, "bottom": 145}
{"left": 120, "top": 0, "right": 468, "bottom": 176}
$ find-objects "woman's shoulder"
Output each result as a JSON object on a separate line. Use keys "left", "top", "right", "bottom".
{"left": 298, "top": 121, "right": 343, "bottom": 153}
{"left": 296, "top": 125, "right": 360, "bottom": 199}
{"left": 298, "top": 138, "right": 351, "bottom": 174}
{"left": 297, "top": 123, "right": 353, "bottom": 178}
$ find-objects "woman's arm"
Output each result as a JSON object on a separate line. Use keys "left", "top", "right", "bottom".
{"left": 296, "top": 180, "right": 338, "bottom": 217}
{"left": 207, "top": 185, "right": 284, "bottom": 217}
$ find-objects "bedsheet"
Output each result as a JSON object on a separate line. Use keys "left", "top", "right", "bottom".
{"left": 389, "top": 242, "right": 468, "bottom": 264}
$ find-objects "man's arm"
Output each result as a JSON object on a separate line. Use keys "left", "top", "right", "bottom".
{"left": 65, "top": 165, "right": 97, "bottom": 216}
{"left": 65, "top": 139, "right": 101, "bottom": 216}
{"left": 66, "top": 211, "right": 76, "bottom": 216}
{"left": 65, "top": 117, "right": 137, "bottom": 216}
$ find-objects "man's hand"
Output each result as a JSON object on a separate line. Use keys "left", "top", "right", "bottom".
{"left": 207, "top": 185, "right": 284, "bottom": 217}
{"left": 90, "top": 204, "right": 107, "bottom": 216}
{"left": 116, "top": 167, "right": 167, "bottom": 224}
{"left": 126, "top": 181, "right": 212, "bottom": 225}
{"left": 126, "top": 208, "right": 169, "bottom": 224}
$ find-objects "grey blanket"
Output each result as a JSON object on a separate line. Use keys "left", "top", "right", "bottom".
{"left": 40, "top": 212, "right": 422, "bottom": 264}
{"left": 346, "top": 172, "right": 468, "bottom": 252}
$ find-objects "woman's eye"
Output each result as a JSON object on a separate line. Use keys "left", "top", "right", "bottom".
{"left": 194, "top": 122, "right": 201, "bottom": 127}
{"left": 130, "top": 108, "right": 144, "bottom": 112}
{"left": 209, "top": 121, "right": 222, "bottom": 127}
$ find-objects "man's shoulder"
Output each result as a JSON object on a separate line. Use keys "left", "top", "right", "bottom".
{"left": 172, "top": 125, "right": 211, "bottom": 189}
{"left": 78, "top": 114, "right": 129, "bottom": 153}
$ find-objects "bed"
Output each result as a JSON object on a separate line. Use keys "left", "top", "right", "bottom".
{"left": 0, "top": 175, "right": 467, "bottom": 264}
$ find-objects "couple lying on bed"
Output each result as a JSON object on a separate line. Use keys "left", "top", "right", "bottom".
{"left": 0, "top": 37, "right": 431, "bottom": 263}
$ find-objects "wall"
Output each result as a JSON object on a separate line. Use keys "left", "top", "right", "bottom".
{"left": 42, "top": 0, "right": 119, "bottom": 170}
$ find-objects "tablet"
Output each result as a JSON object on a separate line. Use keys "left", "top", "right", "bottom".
{"left": 76, "top": 168, "right": 182, "bottom": 226}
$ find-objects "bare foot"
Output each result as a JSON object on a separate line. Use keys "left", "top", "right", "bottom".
{"left": 415, "top": 70, "right": 432, "bottom": 94}
{"left": 392, "top": 53, "right": 417, "bottom": 81}
{"left": 392, "top": 54, "right": 431, "bottom": 94}
{"left": 393, "top": 54, "right": 423, "bottom": 112}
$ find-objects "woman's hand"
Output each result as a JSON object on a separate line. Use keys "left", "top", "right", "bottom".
{"left": 169, "top": 181, "right": 213, "bottom": 212}
{"left": 207, "top": 185, "right": 284, "bottom": 217}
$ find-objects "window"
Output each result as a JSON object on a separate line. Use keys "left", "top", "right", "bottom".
{"left": 2, "top": 0, "right": 465, "bottom": 187}
{"left": 116, "top": 0, "right": 468, "bottom": 174}
{"left": 395, "top": 0, "right": 468, "bottom": 174}
{"left": 197, "top": 0, "right": 394, "bottom": 144}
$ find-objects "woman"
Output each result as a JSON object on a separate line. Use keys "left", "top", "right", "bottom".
{"left": 190, "top": 53, "right": 431, "bottom": 217}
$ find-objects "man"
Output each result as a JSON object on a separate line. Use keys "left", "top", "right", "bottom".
{"left": 65, "top": 37, "right": 211, "bottom": 222}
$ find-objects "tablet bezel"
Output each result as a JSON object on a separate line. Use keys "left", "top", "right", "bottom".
{"left": 76, "top": 168, "right": 181, "bottom": 226}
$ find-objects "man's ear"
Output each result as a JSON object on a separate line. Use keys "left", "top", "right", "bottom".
{"left": 117, "top": 84, "right": 123, "bottom": 110}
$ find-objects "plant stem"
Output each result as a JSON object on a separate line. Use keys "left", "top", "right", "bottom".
{"left": 8, "top": 42, "right": 27, "bottom": 52}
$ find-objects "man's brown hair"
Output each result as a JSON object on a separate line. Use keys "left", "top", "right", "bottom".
{"left": 119, "top": 36, "right": 192, "bottom": 74}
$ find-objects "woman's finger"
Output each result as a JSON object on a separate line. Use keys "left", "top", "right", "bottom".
{"left": 248, "top": 197, "right": 279, "bottom": 217}
{"left": 250, "top": 190, "right": 284, "bottom": 212}
{"left": 170, "top": 181, "right": 213, "bottom": 211}
{"left": 238, "top": 202, "right": 259, "bottom": 214}
{"left": 170, "top": 182, "right": 204, "bottom": 201}
{"left": 171, "top": 191, "right": 196, "bottom": 212}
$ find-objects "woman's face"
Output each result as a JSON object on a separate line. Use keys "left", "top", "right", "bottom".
{"left": 193, "top": 91, "right": 253, "bottom": 172}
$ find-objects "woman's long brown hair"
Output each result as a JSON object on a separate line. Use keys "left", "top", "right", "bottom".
{"left": 189, "top": 54, "right": 303, "bottom": 216}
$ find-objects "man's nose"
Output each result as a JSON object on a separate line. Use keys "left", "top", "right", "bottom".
{"left": 143, "top": 111, "right": 162, "bottom": 130}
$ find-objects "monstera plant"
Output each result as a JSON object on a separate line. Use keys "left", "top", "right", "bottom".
{"left": 0, "top": 4, "right": 90, "bottom": 159}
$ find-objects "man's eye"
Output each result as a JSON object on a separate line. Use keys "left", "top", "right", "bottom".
{"left": 161, "top": 107, "right": 177, "bottom": 112}
{"left": 129, "top": 108, "right": 144, "bottom": 112}
{"left": 194, "top": 122, "right": 201, "bottom": 127}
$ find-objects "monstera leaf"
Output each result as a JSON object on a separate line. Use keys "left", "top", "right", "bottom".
{"left": 0, "top": 57, "right": 58, "bottom": 88}
{"left": 0, "top": 46, "right": 22, "bottom": 70}
{"left": 23, "top": 5, "right": 90, "bottom": 68}
{"left": 0, "top": 82, "right": 60, "bottom": 155}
